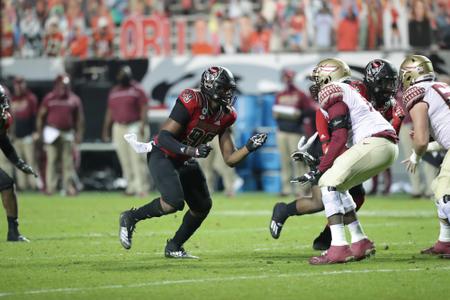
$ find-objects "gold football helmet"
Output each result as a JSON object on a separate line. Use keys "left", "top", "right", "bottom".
{"left": 310, "top": 58, "right": 351, "bottom": 99}
{"left": 399, "top": 55, "right": 435, "bottom": 91}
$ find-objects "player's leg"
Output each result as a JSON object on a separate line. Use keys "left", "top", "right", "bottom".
{"left": 277, "top": 131, "right": 291, "bottom": 196}
{"left": 0, "top": 168, "right": 28, "bottom": 242}
{"left": 369, "top": 175, "right": 378, "bottom": 195}
{"left": 422, "top": 150, "right": 450, "bottom": 257}
{"left": 118, "top": 148, "right": 185, "bottom": 250}
{"left": 270, "top": 186, "right": 323, "bottom": 239}
{"left": 14, "top": 138, "right": 27, "bottom": 190}
{"left": 382, "top": 168, "right": 392, "bottom": 195}
{"left": 61, "top": 139, "right": 75, "bottom": 195}
{"left": 165, "top": 160, "right": 212, "bottom": 258}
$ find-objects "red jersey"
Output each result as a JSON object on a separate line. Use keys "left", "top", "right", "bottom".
{"left": 372, "top": 98, "right": 404, "bottom": 134}
{"left": 41, "top": 91, "right": 83, "bottom": 131}
{"left": 154, "top": 89, "right": 237, "bottom": 162}
{"left": 107, "top": 83, "right": 148, "bottom": 124}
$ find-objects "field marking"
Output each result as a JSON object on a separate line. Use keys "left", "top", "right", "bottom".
{"left": 1, "top": 266, "right": 449, "bottom": 298}
{"left": 212, "top": 210, "right": 436, "bottom": 217}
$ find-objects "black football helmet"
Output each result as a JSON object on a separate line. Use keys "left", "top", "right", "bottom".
{"left": 0, "top": 84, "right": 10, "bottom": 116}
{"left": 363, "top": 59, "right": 398, "bottom": 107}
{"left": 200, "top": 66, "right": 236, "bottom": 108}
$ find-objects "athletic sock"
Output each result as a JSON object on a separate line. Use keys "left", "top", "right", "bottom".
{"left": 131, "top": 198, "right": 164, "bottom": 222}
{"left": 438, "top": 222, "right": 450, "bottom": 242}
{"left": 286, "top": 201, "right": 299, "bottom": 216}
{"left": 171, "top": 211, "right": 206, "bottom": 247}
{"left": 330, "top": 223, "right": 348, "bottom": 246}
{"left": 348, "top": 220, "right": 367, "bottom": 243}
{"left": 7, "top": 216, "right": 18, "bottom": 232}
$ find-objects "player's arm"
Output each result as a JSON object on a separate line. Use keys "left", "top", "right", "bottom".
{"left": 0, "top": 129, "right": 37, "bottom": 176}
{"left": 409, "top": 102, "right": 429, "bottom": 157}
{"left": 391, "top": 102, "right": 405, "bottom": 134}
{"left": 157, "top": 100, "right": 211, "bottom": 158}
{"left": 219, "top": 128, "right": 267, "bottom": 167}
{"left": 315, "top": 109, "right": 331, "bottom": 154}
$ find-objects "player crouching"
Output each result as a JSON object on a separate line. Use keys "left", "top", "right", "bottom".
{"left": 118, "top": 66, "right": 267, "bottom": 258}
{"left": 400, "top": 55, "right": 450, "bottom": 258}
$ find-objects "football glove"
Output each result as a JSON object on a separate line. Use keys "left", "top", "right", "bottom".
{"left": 246, "top": 133, "right": 267, "bottom": 152}
{"left": 16, "top": 159, "right": 38, "bottom": 177}
{"left": 185, "top": 144, "right": 212, "bottom": 158}
{"left": 291, "top": 170, "right": 322, "bottom": 185}
{"left": 291, "top": 151, "right": 319, "bottom": 169}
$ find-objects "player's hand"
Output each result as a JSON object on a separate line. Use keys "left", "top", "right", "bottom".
{"left": 185, "top": 144, "right": 212, "bottom": 158}
{"left": 401, "top": 151, "right": 420, "bottom": 174}
{"left": 245, "top": 133, "right": 267, "bottom": 152}
{"left": 291, "top": 151, "right": 319, "bottom": 168}
{"left": 16, "top": 159, "right": 38, "bottom": 178}
{"left": 291, "top": 170, "right": 322, "bottom": 185}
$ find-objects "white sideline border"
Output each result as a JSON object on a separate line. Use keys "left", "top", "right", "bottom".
{"left": 1, "top": 266, "right": 449, "bottom": 298}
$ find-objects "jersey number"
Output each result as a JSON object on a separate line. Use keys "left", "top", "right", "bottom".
{"left": 433, "top": 83, "right": 450, "bottom": 108}
{"left": 186, "top": 128, "right": 215, "bottom": 147}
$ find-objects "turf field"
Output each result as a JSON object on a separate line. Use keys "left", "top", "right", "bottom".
{"left": 0, "top": 192, "right": 448, "bottom": 299}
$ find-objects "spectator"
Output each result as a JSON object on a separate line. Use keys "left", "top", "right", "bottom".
{"left": 221, "top": 18, "right": 239, "bottom": 53}
{"left": 337, "top": 7, "right": 359, "bottom": 51}
{"left": 366, "top": 0, "right": 383, "bottom": 49}
{"left": 249, "top": 14, "right": 271, "bottom": 53}
{"left": 1, "top": 16, "right": 15, "bottom": 57}
{"left": 102, "top": 66, "right": 150, "bottom": 197}
{"left": 10, "top": 77, "right": 39, "bottom": 191}
{"left": 191, "top": 19, "right": 215, "bottom": 55}
{"left": 409, "top": 0, "right": 433, "bottom": 48}
{"left": 68, "top": 21, "right": 89, "bottom": 59}
{"left": 238, "top": 15, "right": 254, "bottom": 53}
{"left": 435, "top": 0, "right": 450, "bottom": 48}
{"left": 92, "top": 17, "right": 114, "bottom": 58}
{"left": 272, "top": 69, "right": 315, "bottom": 197}
{"left": 36, "top": 74, "right": 84, "bottom": 196}
{"left": 288, "top": 7, "right": 307, "bottom": 51}
{"left": 35, "top": 0, "right": 49, "bottom": 28}
{"left": 314, "top": 3, "right": 334, "bottom": 49}
{"left": 43, "top": 17, "right": 65, "bottom": 57}
{"left": 66, "top": 0, "right": 84, "bottom": 31}
{"left": 19, "top": 8, "right": 43, "bottom": 58}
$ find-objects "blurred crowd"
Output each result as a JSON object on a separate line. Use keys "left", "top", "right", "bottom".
{"left": 1, "top": 0, "right": 450, "bottom": 58}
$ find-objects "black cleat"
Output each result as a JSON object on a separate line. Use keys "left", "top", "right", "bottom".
{"left": 7, "top": 230, "right": 30, "bottom": 242}
{"left": 270, "top": 202, "right": 289, "bottom": 239}
{"left": 312, "top": 226, "right": 332, "bottom": 251}
{"left": 119, "top": 209, "right": 136, "bottom": 250}
{"left": 164, "top": 239, "right": 198, "bottom": 259}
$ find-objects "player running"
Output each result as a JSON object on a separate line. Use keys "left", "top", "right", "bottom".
{"left": 400, "top": 55, "right": 450, "bottom": 258}
{"left": 0, "top": 85, "right": 37, "bottom": 242}
{"left": 118, "top": 66, "right": 267, "bottom": 258}
{"left": 270, "top": 59, "right": 404, "bottom": 252}
{"left": 272, "top": 58, "right": 398, "bottom": 264}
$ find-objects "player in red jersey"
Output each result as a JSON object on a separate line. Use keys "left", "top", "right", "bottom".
{"left": 119, "top": 66, "right": 267, "bottom": 258}
{"left": 269, "top": 59, "right": 403, "bottom": 251}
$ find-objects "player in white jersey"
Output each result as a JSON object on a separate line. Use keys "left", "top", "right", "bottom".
{"left": 400, "top": 55, "right": 450, "bottom": 258}
{"left": 301, "top": 58, "right": 399, "bottom": 265}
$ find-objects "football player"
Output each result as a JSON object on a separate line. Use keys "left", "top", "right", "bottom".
{"left": 400, "top": 55, "right": 450, "bottom": 258}
{"left": 272, "top": 58, "right": 399, "bottom": 264}
{"left": 270, "top": 59, "right": 404, "bottom": 252}
{"left": 118, "top": 66, "right": 267, "bottom": 258}
{"left": 0, "top": 85, "right": 37, "bottom": 242}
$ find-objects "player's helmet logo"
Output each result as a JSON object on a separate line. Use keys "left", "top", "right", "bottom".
{"left": 200, "top": 66, "right": 236, "bottom": 109}
{"left": 364, "top": 59, "right": 398, "bottom": 106}
{"left": 399, "top": 55, "right": 435, "bottom": 91}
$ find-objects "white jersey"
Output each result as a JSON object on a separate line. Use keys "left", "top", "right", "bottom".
{"left": 403, "top": 81, "right": 450, "bottom": 150}
{"left": 318, "top": 82, "right": 394, "bottom": 144}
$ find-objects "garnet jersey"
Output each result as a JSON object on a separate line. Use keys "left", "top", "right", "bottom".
{"left": 403, "top": 81, "right": 450, "bottom": 150}
{"left": 372, "top": 98, "right": 404, "bottom": 134}
{"left": 319, "top": 82, "right": 395, "bottom": 145}
{"left": 154, "top": 89, "right": 237, "bottom": 161}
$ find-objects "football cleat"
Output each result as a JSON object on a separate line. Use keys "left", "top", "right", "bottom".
{"left": 164, "top": 239, "right": 198, "bottom": 259}
{"left": 420, "top": 240, "right": 450, "bottom": 257}
{"left": 7, "top": 230, "right": 30, "bottom": 242}
{"left": 309, "top": 245, "right": 354, "bottom": 265}
{"left": 350, "top": 238, "right": 376, "bottom": 260}
{"left": 269, "top": 202, "right": 289, "bottom": 239}
{"left": 313, "top": 226, "right": 332, "bottom": 251}
{"left": 119, "top": 209, "right": 136, "bottom": 250}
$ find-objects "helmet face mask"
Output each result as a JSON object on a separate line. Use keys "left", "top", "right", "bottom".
{"left": 364, "top": 59, "right": 398, "bottom": 106}
{"left": 201, "top": 66, "right": 236, "bottom": 108}
{"left": 399, "top": 55, "right": 435, "bottom": 91}
{"left": 310, "top": 58, "right": 351, "bottom": 100}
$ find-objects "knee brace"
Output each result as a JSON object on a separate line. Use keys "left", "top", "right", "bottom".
{"left": 436, "top": 195, "right": 450, "bottom": 220}
{"left": 341, "top": 191, "right": 357, "bottom": 213}
{"left": 320, "top": 186, "right": 345, "bottom": 218}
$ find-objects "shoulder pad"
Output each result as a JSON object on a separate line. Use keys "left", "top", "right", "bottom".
{"left": 319, "top": 83, "right": 344, "bottom": 109}
{"left": 403, "top": 85, "right": 426, "bottom": 112}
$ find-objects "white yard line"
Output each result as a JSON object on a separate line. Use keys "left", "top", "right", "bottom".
{"left": 1, "top": 266, "right": 449, "bottom": 298}
{"left": 212, "top": 210, "right": 436, "bottom": 217}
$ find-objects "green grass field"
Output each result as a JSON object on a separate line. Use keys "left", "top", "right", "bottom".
{"left": 0, "top": 192, "right": 449, "bottom": 299}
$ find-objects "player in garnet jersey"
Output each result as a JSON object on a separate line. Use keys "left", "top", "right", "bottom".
{"left": 269, "top": 59, "right": 403, "bottom": 252}
{"left": 119, "top": 66, "right": 267, "bottom": 258}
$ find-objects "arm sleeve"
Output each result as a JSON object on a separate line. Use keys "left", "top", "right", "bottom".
{"left": 158, "top": 130, "right": 189, "bottom": 155}
{"left": 168, "top": 99, "right": 191, "bottom": 127}
{"left": 318, "top": 102, "right": 349, "bottom": 173}
{"left": 0, "top": 132, "right": 20, "bottom": 165}
{"left": 315, "top": 110, "right": 330, "bottom": 153}
{"left": 391, "top": 102, "right": 405, "bottom": 135}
